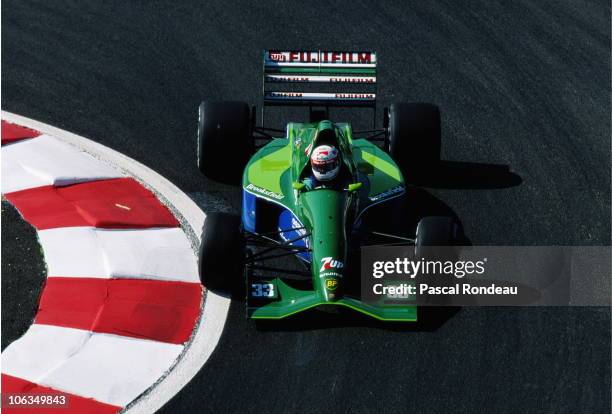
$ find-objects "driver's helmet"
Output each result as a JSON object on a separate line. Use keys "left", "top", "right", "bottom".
{"left": 311, "top": 145, "right": 340, "bottom": 181}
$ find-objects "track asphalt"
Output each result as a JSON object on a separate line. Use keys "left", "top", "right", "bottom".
{"left": 1, "top": 201, "right": 46, "bottom": 351}
{"left": 2, "top": 1, "right": 610, "bottom": 412}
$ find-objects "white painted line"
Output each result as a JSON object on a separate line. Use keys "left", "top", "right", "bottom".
{"left": 1, "top": 134, "right": 124, "bottom": 193}
{"left": 1, "top": 111, "right": 231, "bottom": 413}
{"left": 39, "top": 227, "right": 199, "bottom": 282}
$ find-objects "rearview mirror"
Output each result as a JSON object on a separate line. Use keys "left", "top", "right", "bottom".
{"left": 347, "top": 182, "right": 363, "bottom": 192}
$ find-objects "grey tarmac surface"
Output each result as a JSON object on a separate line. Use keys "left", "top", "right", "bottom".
{"left": 1, "top": 201, "right": 46, "bottom": 351}
{"left": 1, "top": 1, "right": 610, "bottom": 412}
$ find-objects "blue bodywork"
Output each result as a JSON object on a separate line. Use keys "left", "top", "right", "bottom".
{"left": 242, "top": 189, "right": 311, "bottom": 262}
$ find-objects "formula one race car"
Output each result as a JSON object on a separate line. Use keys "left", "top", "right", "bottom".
{"left": 197, "top": 50, "right": 461, "bottom": 321}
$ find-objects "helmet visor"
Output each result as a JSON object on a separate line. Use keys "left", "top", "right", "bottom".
{"left": 312, "top": 157, "right": 340, "bottom": 174}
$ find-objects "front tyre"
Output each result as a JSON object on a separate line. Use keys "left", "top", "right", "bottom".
{"left": 415, "top": 216, "right": 462, "bottom": 306}
{"left": 415, "top": 216, "right": 462, "bottom": 260}
{"left": 199, "top": 212, "right": 244, "bottom": 291}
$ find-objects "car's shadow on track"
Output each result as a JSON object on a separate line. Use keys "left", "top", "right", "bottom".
{"left": 387, "top": 159, "right": 522, "bottom": 240}
{"left": 410, "top": 160, "right": 523, "bottom": 190}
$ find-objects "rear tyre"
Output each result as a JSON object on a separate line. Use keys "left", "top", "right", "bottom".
{"left": 199, "top": 212, "right": 244, "bottom": 291}
{"left": 387, "top": 103, "right": 441, "bottom": 177}
{"left": 197, "top": 101, "right": 253, "bottom": 185}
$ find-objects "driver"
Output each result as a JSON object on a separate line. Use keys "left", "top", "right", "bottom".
{"left": 303, "top": 144, "right": 344, "bottom": 190}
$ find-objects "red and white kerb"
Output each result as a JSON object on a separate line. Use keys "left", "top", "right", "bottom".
{"left": 1, "top": 120, "right": 202, "bottom": 413}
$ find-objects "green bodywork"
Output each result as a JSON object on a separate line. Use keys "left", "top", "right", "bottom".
{"left": 243, "top": 121, "right": 416, "bottom": 321}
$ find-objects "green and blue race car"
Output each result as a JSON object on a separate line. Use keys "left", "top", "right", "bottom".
{"left": 197, "top": 50, "right": 461, "bottom": 321}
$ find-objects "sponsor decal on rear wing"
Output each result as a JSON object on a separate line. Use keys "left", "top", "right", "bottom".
{"left": 265, "top": 74, "right": 376, "bottom": 83}
{"left": 265, "top": 50, "right": 377, "bottom": 68}
{"left": 264, "top": 91, "right": 375, "bottom": 106}
{"left": 263, "top": 50, "right": 377, "bottom": 107}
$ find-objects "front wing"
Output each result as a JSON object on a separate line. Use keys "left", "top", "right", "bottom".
{"left": 247, "top": 277, "right": 417, "bottom": 321}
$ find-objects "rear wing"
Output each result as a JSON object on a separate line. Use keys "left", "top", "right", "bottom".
{"left": 261, "top": 50, "right": 377, "bottom": 125}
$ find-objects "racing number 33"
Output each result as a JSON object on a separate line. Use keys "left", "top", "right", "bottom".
{"left": 251, "top": 283, "right": 276, "bottom": 298}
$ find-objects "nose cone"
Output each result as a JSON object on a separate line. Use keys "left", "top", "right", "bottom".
{"left": 320, "top": 258, "right": 343, "bottom": 301}
{"left": 300, "top": 189, "right": 348, "bottom": 303}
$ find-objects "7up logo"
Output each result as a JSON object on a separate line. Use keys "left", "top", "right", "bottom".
{"left": 320, "top": 257, "right": 344, "bottom": 272}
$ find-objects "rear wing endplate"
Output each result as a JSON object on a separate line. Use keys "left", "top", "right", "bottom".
{"left": 262, "top": 50, "right": 377, "bottom": 125}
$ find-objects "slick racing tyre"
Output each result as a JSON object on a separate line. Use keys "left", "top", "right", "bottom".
{"left": 199, "top": 212, "right": 244, "bottom": 292}
{"left": 415, "top": 216, "right": 462, "bottom": 306}
{"left": 387, "top": 103, "right": 441, "bottom": 177}
{"left": 197, "top": 101, "right": 253, "bottom": 185}
{"left": 415, "top": 216, "right": 461, "bottom": 259}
